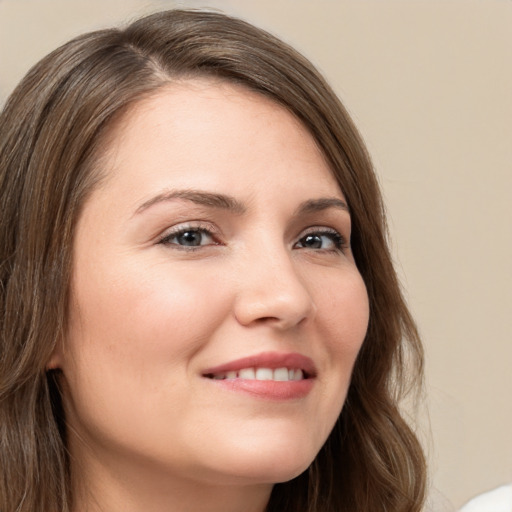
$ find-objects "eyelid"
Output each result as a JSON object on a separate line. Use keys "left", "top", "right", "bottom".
{"left": 155, "top": 221, "right": 349, "bottom": 252}
{"left": 294, "top": 226, "right": 348, "bottom": 251}
{"left": 299, "top": 225, "right": 341, "bottom": 235}
{"left": 157, "top": 221, "right": 221, "bottom": 246}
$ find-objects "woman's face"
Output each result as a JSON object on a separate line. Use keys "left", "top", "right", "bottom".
{"left": 53, "top": 80, "right": 369, "bottom": 490}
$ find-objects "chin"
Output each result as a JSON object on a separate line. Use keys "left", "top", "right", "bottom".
{"left": 209, "top": 454, "right": 313, "bottom": 486}
{"left": 196, "top": 429, "right": 321, "bottom": 485}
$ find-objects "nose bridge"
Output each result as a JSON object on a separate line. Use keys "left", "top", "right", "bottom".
{"left": 233, "top": 236, "right": 316, "bottom": 328}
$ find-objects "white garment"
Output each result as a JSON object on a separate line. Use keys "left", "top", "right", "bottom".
{"left": 459, "top": 485, "right": 512, "bottom": 512}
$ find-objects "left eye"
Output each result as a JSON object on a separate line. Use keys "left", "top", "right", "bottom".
{"left": 160, "top": 228, "right": 215, "bottom": 248}
{"left": 294, "top": 230, "right": 345, "bottom": 251}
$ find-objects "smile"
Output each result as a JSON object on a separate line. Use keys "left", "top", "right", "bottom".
{"left": 201, "top": 352, "right": 316, "bottom": 400}
{"left": 206, "top": 367, "right": 307, "bottom": 381}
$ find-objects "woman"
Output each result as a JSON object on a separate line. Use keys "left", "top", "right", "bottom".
{"left": 0, "top": 9, "right": 426, "bottom": 512}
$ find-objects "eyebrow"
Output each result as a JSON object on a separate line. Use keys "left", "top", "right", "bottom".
{"left": 134, "top": 189, "right": 349, "bottom": 216}
{"left": 134, "top": 189, "right": 247, "bottom": 216}
{"left": 295, "top": 197, "right": 349, "bottom": 215}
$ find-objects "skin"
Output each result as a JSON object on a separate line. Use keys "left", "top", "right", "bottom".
{"left": 50, "top": 80, "right": 370, "bottom": 512}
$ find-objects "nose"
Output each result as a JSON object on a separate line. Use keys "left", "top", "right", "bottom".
{"left": 233, "top": 245, "right": 316, "bottom": 330}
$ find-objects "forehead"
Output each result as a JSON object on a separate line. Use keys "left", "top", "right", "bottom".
{"left": 95, "top": 79, "right": 342, "bottom": 206}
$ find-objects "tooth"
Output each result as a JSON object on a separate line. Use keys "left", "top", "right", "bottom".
{"left": 255, "top": 368, "right": 273, "bottom": 380}
{"left": 226, "top": 371, "right": 237, "bottom": 379}
{"left": 288, "top": 369, "right": 294, "bottom": 380}
{"left": 239, "top": 368, "right": 255, "bottom": 379}
{"left": 274, "top": 368, "right": 289, "bottom": 381}
{"left": 293, "top": 369, "right": 303, "bottom": 381}
{"left": 213, "top": 373, "right": 225, "bottom": 380}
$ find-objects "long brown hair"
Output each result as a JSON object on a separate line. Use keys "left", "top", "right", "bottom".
{"left": 0, "top": 9, "right": 426, "bottom": 511}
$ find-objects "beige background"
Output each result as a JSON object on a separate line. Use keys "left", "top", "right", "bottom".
{"left": 1, "top": 0, "right": 510, "bottom": 509}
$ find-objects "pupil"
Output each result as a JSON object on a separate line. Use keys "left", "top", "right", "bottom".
{"left": 178, "top": 231, "right": 201, "bottom": 246}
{"left": 304, "top": 234, "right": 322, "bottom": 248}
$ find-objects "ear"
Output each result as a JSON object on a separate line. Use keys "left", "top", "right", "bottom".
{"left": 46, "top": 340, "right": 64, "bottom": 371}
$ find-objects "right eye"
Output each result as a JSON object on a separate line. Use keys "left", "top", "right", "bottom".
{"left": 158, "top": 226, "right": 217, "bottom": 249}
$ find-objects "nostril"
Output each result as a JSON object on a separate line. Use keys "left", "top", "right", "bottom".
{"left": 255, "top": 316, "right": 279, "bottom": 323}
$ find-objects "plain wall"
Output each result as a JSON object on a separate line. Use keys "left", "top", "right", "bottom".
{"left": 1, "top": 0, "right": 510, "bottom": 509}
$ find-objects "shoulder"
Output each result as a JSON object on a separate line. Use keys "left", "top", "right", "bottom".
{"left": 459, "top": 484, "right": 512, "bottom": 512}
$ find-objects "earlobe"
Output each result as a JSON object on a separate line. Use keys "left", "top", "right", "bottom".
{"left": 46, "top": 343, "right": 64, "bottom": 371}
{"left": 46, "top": 353, "right": 62, "bottom": 371}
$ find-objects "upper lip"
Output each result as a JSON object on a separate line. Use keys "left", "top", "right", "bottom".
{"left": 202, "top": 351, "right": 317, "bottom": 378}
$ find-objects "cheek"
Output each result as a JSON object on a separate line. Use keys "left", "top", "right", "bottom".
{"left": 69, "top": 259, "right": 229, "bottom": 361}
{"left": 62, "top": 262, "right": 235, "bottom": 453}
{"left": 311, "top": 269, "right": 369, "bottom": 422}
{"left": 316, "top": 269, "right": 369, "bottom": 358}
{"left": 64, "top": 260, "right": 232, "bottom": 408}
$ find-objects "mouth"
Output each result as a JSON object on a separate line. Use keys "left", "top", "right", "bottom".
{"left": 201, "top": 352, "right": 316, "bottom": 400}
{"left": 204, "top": 367, "right": 310, "bottom": 381}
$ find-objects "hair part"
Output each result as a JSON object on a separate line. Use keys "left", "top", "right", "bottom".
{"left": 0, "top": 9, "right": 425, "bottom": 511}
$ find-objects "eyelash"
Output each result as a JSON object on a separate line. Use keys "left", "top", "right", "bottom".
{"left": 294, "top": 228, "right": 347, "bottom": 253}
{"left": 158, "top": 224, "right": 348, "bottom": 253}
{"left": 158, "top": 223, "right": 219, "bottom": 250}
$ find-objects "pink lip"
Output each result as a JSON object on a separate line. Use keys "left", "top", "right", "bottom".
{"left": 202, "top": 351, "right": 317, "bottom": 377}
{"left": 202, "top": 352, "right": 317, "bottom": 401}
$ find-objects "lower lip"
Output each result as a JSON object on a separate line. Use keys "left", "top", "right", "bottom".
{"left": 205, "top": 378, "right": 314, "bottom": 400}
